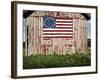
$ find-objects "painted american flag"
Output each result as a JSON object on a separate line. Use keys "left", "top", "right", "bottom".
{"left": 43, "top": 16, "right": 73, "bottom": 39}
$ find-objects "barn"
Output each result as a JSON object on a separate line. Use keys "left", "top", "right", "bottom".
{"left": 23, "top": 11, "right": 90, "bottom": 56}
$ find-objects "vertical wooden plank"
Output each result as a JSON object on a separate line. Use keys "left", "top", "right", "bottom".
{"left": 26, "top": 11, "right": 88, "bottom": 55}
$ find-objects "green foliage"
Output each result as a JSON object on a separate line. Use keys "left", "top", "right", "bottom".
{"left": 23, "top": 53, "right": 91, "bottom": 69}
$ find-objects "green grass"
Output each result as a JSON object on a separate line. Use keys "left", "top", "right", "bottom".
{"left": 23, "top": 52, "right": 91, "bottom": 69}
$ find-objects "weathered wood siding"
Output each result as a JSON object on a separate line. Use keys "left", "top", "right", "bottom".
{"left": 25, "top": 11, "right": 88, "bottom": 56}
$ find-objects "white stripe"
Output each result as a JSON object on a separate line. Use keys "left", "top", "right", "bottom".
{"left": 43, "top": 28, "right": 73, "bottom": 30}
{"left": 43, "top": 32, "right": 73, "bottom": 33}
{"left": 43, "top": 35, "right": 73, "bottom": 36}
{"left": 56, "top": 23, "right": 73, "bottom": 24}
{"left": 56, "top": 25, "right": 73, "bottom": 27}
{"left": 56, "top": 19, "right": 73, "bottom": 21}
{"left": 43, "top": 35, "right": 73, "bottom": 37}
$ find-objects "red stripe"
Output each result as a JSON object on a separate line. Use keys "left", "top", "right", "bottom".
{"left": 56, "top": 21, "right": 73, "bottom": 23}
{"left": 56, "top": 18, "right": 73, "bottom": 20}
{"left": 43, "top": 30, "right": 73, "bottom": 32}
{"left": 55, "top": 27, "right": 73, "bottom": 29}
{"left": 43, "top": 33, "right": 73, "bottom": 35}
{"left": 43, "top": 36, "right": 73, "bottom": 38}
{"left": 56, "top": 24, "right": 73, "bottom": 26}
{"left": 43, "top": 27, "right": 73, "bottom": 29}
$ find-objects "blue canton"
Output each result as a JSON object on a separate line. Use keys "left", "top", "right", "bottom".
{"left": 43, "top": 16, "right": 56, "bottom": 28}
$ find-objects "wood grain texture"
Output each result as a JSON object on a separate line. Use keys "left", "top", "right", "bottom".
{"left": 25, "top": 11, "right": 88, "bottom": 56}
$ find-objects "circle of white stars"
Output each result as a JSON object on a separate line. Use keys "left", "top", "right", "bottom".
{"left": 44, "top": 17, "right": 56, "bottom": 28}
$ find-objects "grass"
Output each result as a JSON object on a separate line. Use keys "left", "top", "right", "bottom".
{"left": 23, "top": 52, "right": 91, "bottom": 69}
